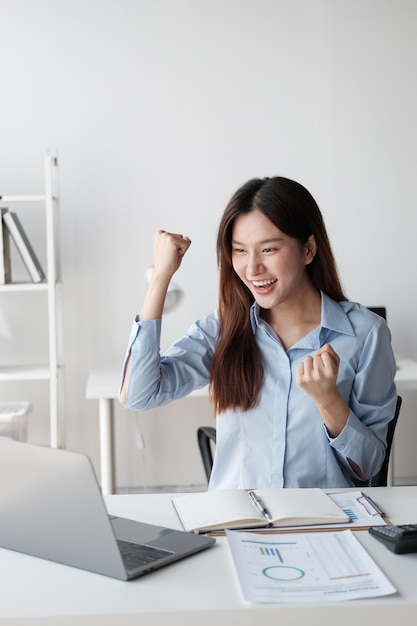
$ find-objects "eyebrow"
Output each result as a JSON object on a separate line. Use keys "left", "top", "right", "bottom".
{"left": 231, "top": 237, "right": 285, "bottom": 246}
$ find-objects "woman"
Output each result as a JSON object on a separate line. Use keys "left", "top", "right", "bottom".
{"left": 120, "top": 176, "right": 397, "bottom": 489}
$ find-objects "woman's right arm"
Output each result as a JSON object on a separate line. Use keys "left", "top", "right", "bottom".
{"left": 119, "top": 230, "right": 191, "bottom": 405}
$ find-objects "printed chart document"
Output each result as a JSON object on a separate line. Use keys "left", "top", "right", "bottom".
{"left": 327, "top": 491, "right": 387, "bottom": 528}
{"left": 172, "top": 488, "right": 349, "bottom": 533}
{"left": 226, "top": 529, "right": 396, "bottom": 603}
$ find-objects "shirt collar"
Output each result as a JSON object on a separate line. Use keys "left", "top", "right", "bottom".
{"left": 250, "top": 292, "right": 355, "bottom": 345}
{"left": 320, "top": 292, "right": 355, "bottom": 337}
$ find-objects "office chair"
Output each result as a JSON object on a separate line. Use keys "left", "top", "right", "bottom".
{"left": 197, "top": 396, "right": 402, "bottom": 487}
{"left": 367, "top": 306, "right": 387, "bottom": 320}
{"left": 197, "top": 426, "right": 217, "bottom": 483}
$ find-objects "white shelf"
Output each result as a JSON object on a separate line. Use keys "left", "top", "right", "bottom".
{"left": 0, "top": 195, "right": 46, "bottom": 203}
{"left": 0, "top": 154, "right": 62, "bottom": 448}
{"left": 0, "top": 281, "right": 49, "bottom": 292}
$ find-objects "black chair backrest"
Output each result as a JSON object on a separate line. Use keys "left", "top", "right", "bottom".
{"left": 197, "top": 426, "right": 216, "bottom": 482}
{"left": 367, "top": 306, "right": 387, "bottom": 320}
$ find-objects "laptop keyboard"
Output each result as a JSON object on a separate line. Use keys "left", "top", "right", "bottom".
{"left": 117, "top": 539, "right": 173, "bottom": 572}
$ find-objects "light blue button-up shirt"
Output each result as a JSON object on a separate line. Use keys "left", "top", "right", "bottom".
{"left": 121, "top": 293, "right": 397, "bottom": 489}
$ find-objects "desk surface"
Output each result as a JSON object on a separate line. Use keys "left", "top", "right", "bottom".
{"left": 0, "top": 487, "right": 417, "bottom": 625}
{"left": 394, "top": 356, "right": 417, "bottom": 390}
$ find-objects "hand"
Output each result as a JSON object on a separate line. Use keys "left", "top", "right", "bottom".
{"left": 296, "top": 343, "right": 340, "bottom": 403}
{"left": 296, "top": 343, "right": 349, "bottom": 437}
{"left": 139, "top": 230, "right": 191, "bottom": 322}
{"left": 153, "top": 230, "right": 192, "bottom": 280}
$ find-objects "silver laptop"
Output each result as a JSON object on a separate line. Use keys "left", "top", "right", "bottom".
{"left": 0, "top": 439, "right": 215, "bottom": 580}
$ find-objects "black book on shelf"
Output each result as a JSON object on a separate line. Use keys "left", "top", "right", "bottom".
{"left": 2, "top": 209, "right": 46, "bottom": 283}
{"left": 0, "top": 207, "right": 12, "bottom": 284}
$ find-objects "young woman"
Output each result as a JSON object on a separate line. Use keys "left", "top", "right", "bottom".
{"left": 120, "top": 176, "right": 397, "bottom": 489}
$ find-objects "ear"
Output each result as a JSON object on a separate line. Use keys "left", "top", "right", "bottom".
{"left": 304, "top": 234, "right": 317, "bottom": 265}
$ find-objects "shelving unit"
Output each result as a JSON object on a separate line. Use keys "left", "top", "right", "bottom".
{"left": 0, "top": 154, "right": 63, "bottom": 448}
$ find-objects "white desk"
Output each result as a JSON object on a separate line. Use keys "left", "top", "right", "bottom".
{"left": 0, "top": 487, "right": 417, "bottom": 625}
{"left": 87, "top": 357, "right": 417, "bottom": 495}
{"left": 394, "top": 356, "right": 417, "bottom": 390}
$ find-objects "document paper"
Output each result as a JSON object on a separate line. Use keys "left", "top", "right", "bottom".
{"left": 280, "top": 490, "right": 388, "bottom": 531}
{"left": 226, "top": 529, "right": 396, "bottom": 603}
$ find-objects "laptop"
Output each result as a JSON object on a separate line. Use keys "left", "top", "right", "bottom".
{"left": 0, "top": 439, "right": 215, "bottom": 580}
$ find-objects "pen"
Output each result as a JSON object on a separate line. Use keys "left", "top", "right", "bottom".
{"left": 365, "top": 495, "right": 385, "bottom": 517}
{"left": 248, "top": 490, "right": 272, "bottom": 521}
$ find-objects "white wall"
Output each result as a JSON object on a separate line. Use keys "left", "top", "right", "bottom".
{"left": 1, "top": 0, "right": 416, "bottom": 488}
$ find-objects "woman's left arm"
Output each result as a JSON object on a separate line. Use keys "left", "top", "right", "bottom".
{"left": 296, "top": 330, "right": 397, "bottom": 480}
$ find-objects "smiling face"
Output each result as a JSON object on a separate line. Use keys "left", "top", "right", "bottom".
{"left": 231, "top": 210, "right": 317, "bottom": 312}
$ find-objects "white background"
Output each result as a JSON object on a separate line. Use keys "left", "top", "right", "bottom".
{"left": 0, "top": 0, "right": 416, "bottom": 488}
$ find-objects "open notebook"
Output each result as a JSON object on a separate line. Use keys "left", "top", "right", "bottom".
{"left": 172, "top": 488, "right": 350, "bottom": 533}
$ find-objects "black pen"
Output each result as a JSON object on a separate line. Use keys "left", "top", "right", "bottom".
{"left": 248, "top": 490, "right": 272, "bottom": 521}
{"left": 366, "top": 495, "right": 385, "bottom": 517}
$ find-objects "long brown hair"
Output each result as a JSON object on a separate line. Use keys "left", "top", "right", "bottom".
{"left": 210, "top": 176, "right": 347, "bottom": 413}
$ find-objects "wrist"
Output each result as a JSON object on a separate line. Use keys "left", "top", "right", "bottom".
{"left": 317, "top": 393, "right": 350, "bottom": 438}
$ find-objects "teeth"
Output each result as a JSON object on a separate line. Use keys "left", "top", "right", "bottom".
{"left": 252, "top": 279, "right": 277, "bottom": 287}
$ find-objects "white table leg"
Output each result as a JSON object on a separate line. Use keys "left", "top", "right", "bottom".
{"left": 99, "top": 397, "right": 115, "bottom": 495}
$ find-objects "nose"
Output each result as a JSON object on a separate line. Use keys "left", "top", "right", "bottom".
{"left": 247, "top": 252, "right": 264, "bottom": 276}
